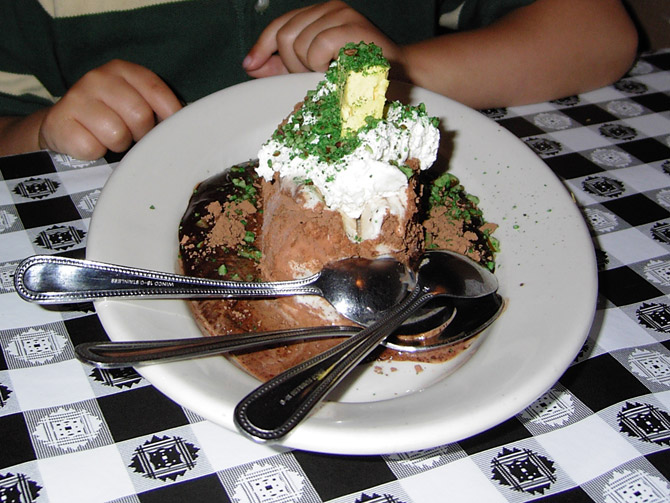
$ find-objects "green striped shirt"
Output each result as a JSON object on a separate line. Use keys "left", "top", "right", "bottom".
{"left": 0, "top": 0, "right": 536, "bottom": 116}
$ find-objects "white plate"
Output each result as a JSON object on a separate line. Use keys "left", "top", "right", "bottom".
{"left": 87, "top": 73, "right": 597, "bottom": 455}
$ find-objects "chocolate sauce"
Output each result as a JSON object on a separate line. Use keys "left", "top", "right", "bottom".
{"left": 179, "top": 160, "right": 263, "bottom": 284}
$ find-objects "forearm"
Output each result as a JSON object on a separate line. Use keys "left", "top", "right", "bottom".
{"left": 0, "top": 110, "right": 47, "bottom": 156}
{"left": 397, "top": 0, "right": 638, "bottom": 108}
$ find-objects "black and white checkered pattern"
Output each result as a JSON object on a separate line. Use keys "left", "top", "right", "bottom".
{"left": 1, "top": 51, "right": 669, "bottom": 502}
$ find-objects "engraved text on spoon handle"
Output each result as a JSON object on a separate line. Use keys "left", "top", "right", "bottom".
{"left": 14, "top": 255, "right": 321, "bottom": 304}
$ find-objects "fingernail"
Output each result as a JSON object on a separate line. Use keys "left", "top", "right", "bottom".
{"left": 242, "top": 54, "right": 253, "bottom": 69}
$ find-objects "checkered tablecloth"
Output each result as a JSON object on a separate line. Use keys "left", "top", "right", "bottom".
{"left": 1, "top": 50, "right": 669, "bottom": 503}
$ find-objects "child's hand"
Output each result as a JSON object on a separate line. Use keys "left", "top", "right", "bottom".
{"left": 38, "top": 59, "right": 182, "bottom": 160}
{"left": 243, "top": 1, "right": 402, "bottom": 78}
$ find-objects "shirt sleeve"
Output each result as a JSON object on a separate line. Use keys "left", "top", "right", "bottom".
{"left": 0, "top": 1, "right": 65, "bottom": 116}
{"left": 439, "top": 0, "right": 538, "bottom": 31}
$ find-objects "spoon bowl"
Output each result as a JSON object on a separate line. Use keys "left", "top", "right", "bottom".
{"left": 416, "top": 249, "right": 499, "bottom": 299}
{"left": 385, "top": 293, "right": 503, "bottom": 351}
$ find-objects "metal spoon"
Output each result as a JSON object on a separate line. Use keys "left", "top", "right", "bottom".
{"left": 234, "top": 250, "right": 499, "bottom": 442}
{"left": 76, "top": 326, "right": 362, "bottom": 368}
{"left": 74, "top": 294, "right": 502, "bottom": 368}
{"left": 13, "top": 254, "right": 414, "bottom": 326}
{"left": 73, "top": 298, "right": 461, "bottom": 367}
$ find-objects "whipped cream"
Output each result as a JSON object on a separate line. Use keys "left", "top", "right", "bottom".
{"left": 257, "top": 87, "right": 440, "bottom": 241}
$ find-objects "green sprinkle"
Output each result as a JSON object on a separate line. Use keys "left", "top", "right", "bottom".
{"left": 238, "top": 246, "right": 262, "bottom": 262}
{"left": 335, "top": 42, "right": 389, "bottom": 74}
{"left": 397, "top": 165, "right": 413, "bottom": 179}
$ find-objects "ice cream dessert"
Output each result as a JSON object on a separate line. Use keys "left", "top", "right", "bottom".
{"left": 178, "top": 42, "right": 498, "bottom": 382}
{"left": 256, "top": 42, "right": 439, "bottom": 281}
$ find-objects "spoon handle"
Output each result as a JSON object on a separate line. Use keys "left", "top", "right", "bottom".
{"left": 75, "top": 326, "right": 360, "bottom": 368}
{"left": 14, "top": 255, "right": 321, "bottom": 304}
{"left": 234, "top": 287, "right": 433, "bottom": 442}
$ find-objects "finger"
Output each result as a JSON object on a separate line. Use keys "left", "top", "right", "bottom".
{"left": 290, "top": 7, "right": 365, "bottom": 70}
{"left": 39, "top": 92, "right": 133, "bottom": 159}
{"left": 273, "top": 2, "right": 348, "bottom": 72}
{"left": 39, "top": 112, "right": 108, "bottom": 161}
{"left": 245, "top": 55, "right": 290, "bottom": 78}
{"left": 104, "top": 85, "right": 161, "bottom": 142}
{"left": 71, "top": 98, "right": 135, "bottom": 153}
{"left": 71, "top": 60, "right": 178, "bottom": 142}
{"left": 301, "top": 25, "right": 398, "bottom": 72}
{"left": 298, "top": 28, "right": 349, "bottom": 72}
{"left": 111, "top": 60, "right": 183, "bottom": 121}
{"left": 244, "top": 5, "right": 312, "bottom": 71}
